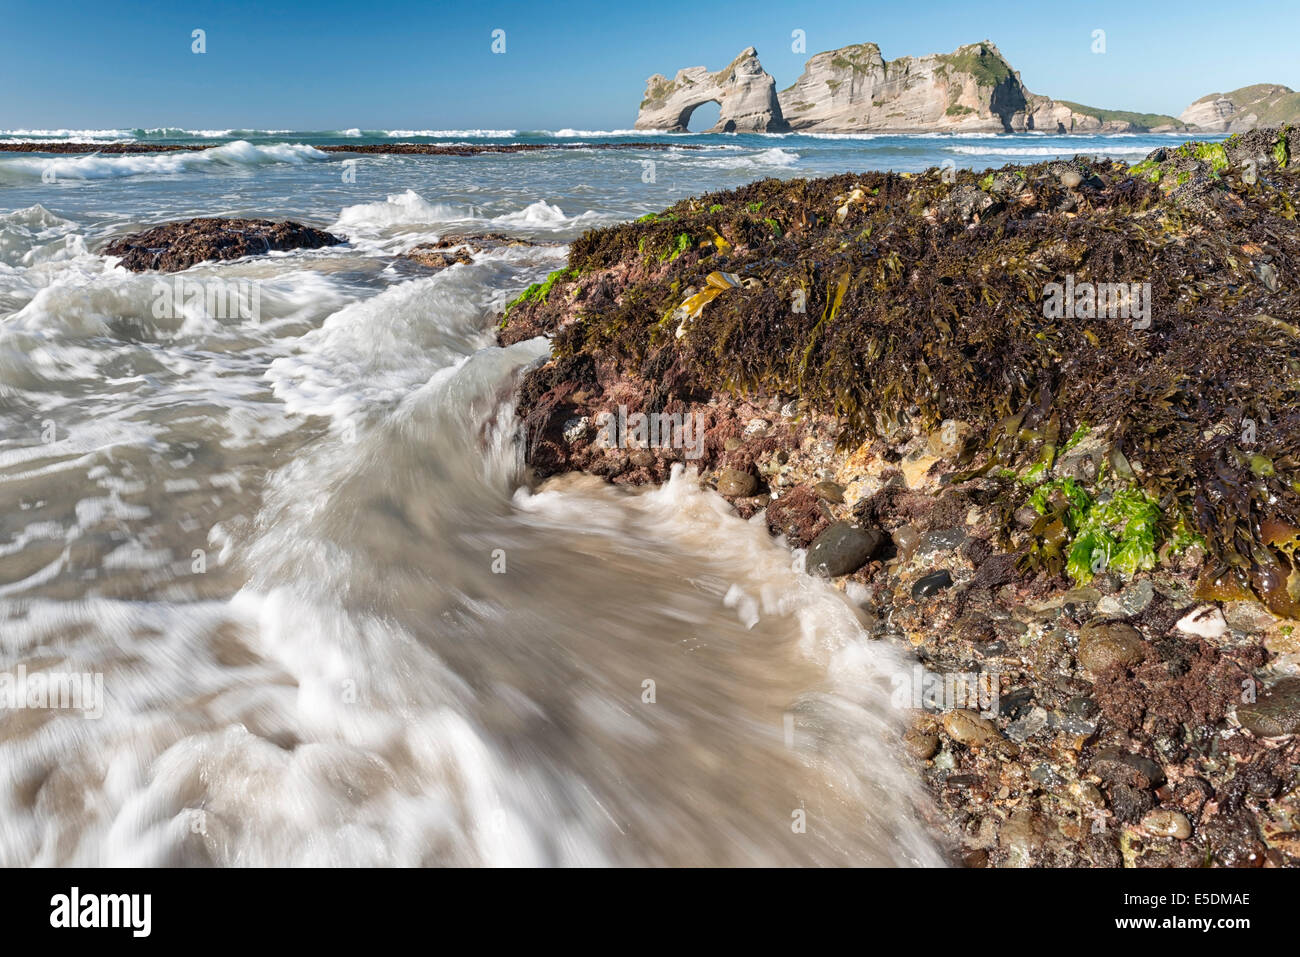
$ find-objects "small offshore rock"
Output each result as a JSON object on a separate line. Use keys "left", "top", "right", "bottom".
{"left": 716, "top": 468, "right": 758, "bottom": 498}
{"left": 1077, "top": 620, "right": 1147, "bottom": 673}
{"left": 1141, "top": 809, "right": 1192, "bottom": 840}
{"left": 911, "top": 569, "right": 953, "bottom": 599}
{"left": 104, "top": 217, "right": 343, "bottom": 272}
{"left": 806, "top": 521, "right": 883, "bottom": 577}
{"left": 1235, "top": 677, "right": 1300, "bottom": 737}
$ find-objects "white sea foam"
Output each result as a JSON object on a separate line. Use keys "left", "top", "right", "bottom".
{"left": 945, "top": 144, "right": 1153, "bottom": 156}
{"left": 696, "top": 146, "right": 800, "bottom": 169}
{"left": 0, "top": 141, "right": 329, "bottom": 183}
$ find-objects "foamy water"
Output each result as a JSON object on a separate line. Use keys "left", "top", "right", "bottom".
{"left": 0, "top": 128, "right": 1203, "bottom": 865}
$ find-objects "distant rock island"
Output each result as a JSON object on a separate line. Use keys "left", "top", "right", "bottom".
{"left": 634, "top": 41, "right": 1298, "bottom": 134}
{"left": 1179, "top": 83, "right": 1300, "bottom": 131}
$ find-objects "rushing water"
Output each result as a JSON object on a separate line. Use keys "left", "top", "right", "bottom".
{"left": 0, "top": 128, "right": 1213, "bottom": 866}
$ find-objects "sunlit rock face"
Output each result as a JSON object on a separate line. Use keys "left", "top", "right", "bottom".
{"left": 634, "top": 47, "right": 789, "bottom": 133}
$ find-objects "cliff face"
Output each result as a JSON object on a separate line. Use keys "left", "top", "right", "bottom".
{"left": 633, "top": 47, "right": 789, "bottom": 133}
{"left": 634, "top": 40, "right": 1185, "bottom": 134}
{"left": 1181, "top": 84, "right": 1300, "bottom": 132}
{"left": 777, "top": 42, "right": 1030, "bottom": 133}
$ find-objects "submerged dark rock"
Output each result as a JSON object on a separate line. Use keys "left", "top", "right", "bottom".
{"left": 104, "top": 218, "right": 342, "bottom": 272}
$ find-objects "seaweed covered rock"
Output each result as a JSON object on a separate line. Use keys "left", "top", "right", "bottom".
{"left": 104, "top": 217, "right": 343, "bottom": 272}
{"left": 501, "top": 130, "right": 1300, "bottom": 868}
{"left": 503, "top": 127, "right": 1300, "bottom": 615}
{"left": 401, "top": 233, "right": 541, "bottom": 271}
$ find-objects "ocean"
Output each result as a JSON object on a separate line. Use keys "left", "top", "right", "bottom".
{"left": 0, "top": 127, "right": 1215, "bottom": 865}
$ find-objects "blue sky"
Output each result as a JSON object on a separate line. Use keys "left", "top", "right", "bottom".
{"left": 2, "top": 0, "right": 1297, "bottom": 130}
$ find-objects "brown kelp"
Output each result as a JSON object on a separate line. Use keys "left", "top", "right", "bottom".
{"left": 502, "top": 128, "right": 1300, "bottom": 613}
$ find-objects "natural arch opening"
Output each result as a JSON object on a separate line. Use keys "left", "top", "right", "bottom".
{"left": 684, "top": 100, "right": 722, "bottom": 132}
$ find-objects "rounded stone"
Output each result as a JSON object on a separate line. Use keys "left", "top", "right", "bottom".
{"left": 911, "top": 569, "right": 953, "bottom": 599}
{"left": 1077, "top": 621, "right": 1147, "bottom": 673}
{"left": 941, "top": 709, "right": 1001, "bottom": 748}
{"left": 1235, "top": 677, "right": 1300, "bottom": 737}
{"left": 715, "top": 468, "right": 758, "bottom": 498}
{"left": 806, "top": 521, "right": 883, "bottom": 577}
{"left": 1141, "top": 809, "right": 1192, "bottom": 840}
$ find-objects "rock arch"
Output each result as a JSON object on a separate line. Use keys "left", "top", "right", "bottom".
{"left": 634, "top": 47, "right": 789, "bottom": 133}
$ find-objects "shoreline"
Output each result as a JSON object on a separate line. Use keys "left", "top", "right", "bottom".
{"left": 497, "top": 128, "right": 1300, "bottom": 867}
{"left": 0, "top": 141, "right": 701, "bottom": 155}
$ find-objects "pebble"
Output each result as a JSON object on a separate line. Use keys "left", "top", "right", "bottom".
{"left": 814, "top": 480, "right": 845, "bottom": 504}
{"left": 628, "top": 449, "right": 655, "bottom": 468}
{"left": 1223, "top": 600, "right": 1276, "bottom": 634}
{"left": 1056, "top": 166, "right": 1084, "bottom": 189}
{"left": 892, "top": 524, "right": 921, "bottom": 561}
{"left": 723, "top": 436, "right": 743, "bottom": 452}
{"left": 919, "top": 527, "right": 967, "bottom": 555}
{"left": 743, "top": 418, "right": 769, "bottom": 437}
{"left": 1141, "top": 809, "right": 1192, "bottom": 840}
{"left": 1176, "top": 605, "right": 1227, "bottom": 639}
{"left": 1090, "top": 748, "right": 1165, "bottom": 790}
{"left": 941, "top": 709, "right": 1001, "bottom": 748}
{"left": 1235, "top": 677, "right": 1300, "bottom": 737}
{"left": 806, "top": 521, "right": 883, "bottom": 577}
{"left": 1096, "top": 579, "right": 1155, "bottom": 618}
{"left": 715, "top": 468, "right": 758, "bottom": 498}
{"left": 903, "top": 726, "right": 939, "bottom": 759}
{"left": 561, "top": 416, "right": 589, "bottom": 443}
{"left": 1255, "top": 261, "right": 1280, "bottom": 293}
{"left": 1006, "top": 706, "right": 1049, "bottom": 743}
{"left": 912, "top": 569, "right": 954, "bottom": 599}
{"left": 1077, "top": 620, "right": 1148, "bottom": 673}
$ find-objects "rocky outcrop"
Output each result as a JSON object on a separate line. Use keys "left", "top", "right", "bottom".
{"left": 634, "top": 47, "right": 789, "bottom": 133}
{"left": 500, "top": 129, "right": 1300, "bottom": 867}
{"left": 401, "top": 233, "right": 542, "bottom": 272}
{"left": 777, "top": 41, "right": 1031, "bottom": 133}
{"left": 1025, "top": 95, "right": 1184, "bottom": 134}
{"left": 104, "top": 218, "right": 342, "bottom": 272}
{"left": 1181, "top": 84, "right": 1300, "bottom": 132}
{"left": 635, "top": 39, "right": 1187, "bottom": 134}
